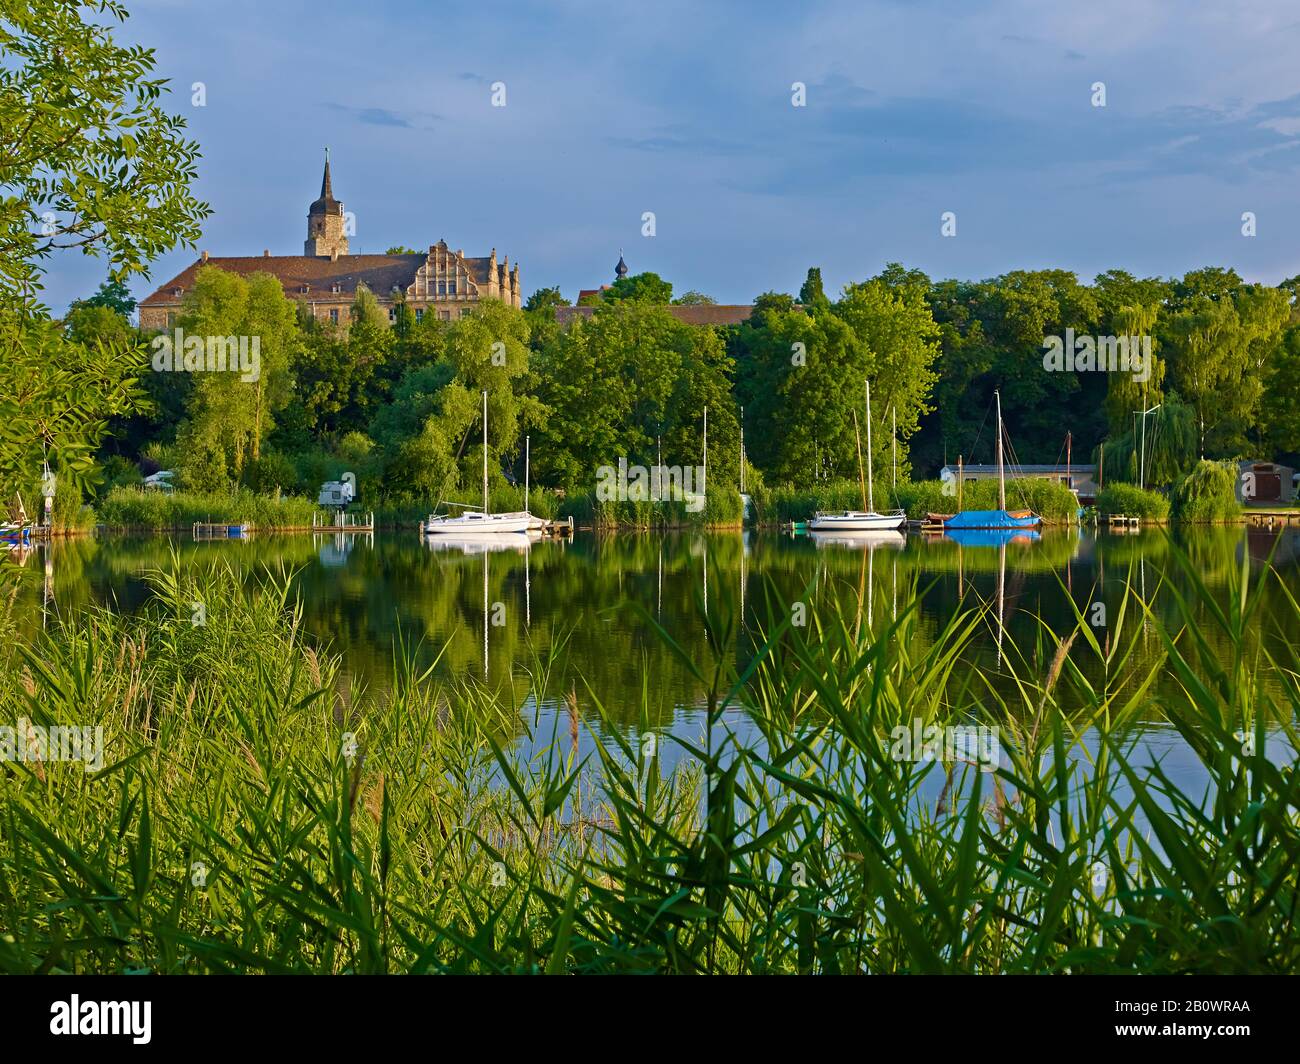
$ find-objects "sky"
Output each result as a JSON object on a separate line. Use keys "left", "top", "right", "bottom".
{"left": 38, "top": 0, "right": 1300, "bottom": 315}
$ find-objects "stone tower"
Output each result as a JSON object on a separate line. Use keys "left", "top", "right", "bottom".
{"left": 615, "top": 252, "right": 628, "bottom": 281}
{"left": 304, "top": 152, "right": 348, "bottom": 258}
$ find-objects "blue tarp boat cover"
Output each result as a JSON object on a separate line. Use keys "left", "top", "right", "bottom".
{"left": 943, "top": 509, "right": 1041, "bottom": 530}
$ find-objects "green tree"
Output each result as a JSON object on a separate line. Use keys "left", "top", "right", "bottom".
{"left": 0, "top": 0, "right": 209, "bottom": 313}
{"left": 174, "top": 267, "right": 298, "bottom": 484}
{"left": 603, "top": 271, "right": 673, "bottom": 305}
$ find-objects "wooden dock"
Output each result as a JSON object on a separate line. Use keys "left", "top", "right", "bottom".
{"left": 1244, "top": 509, "right": 1300, "bottom": 528}
{"left": 193, "top": 522, "right": 251, "bottom": 540}
{"left": 313, "top": 511, "right": 375, "bottom": 532}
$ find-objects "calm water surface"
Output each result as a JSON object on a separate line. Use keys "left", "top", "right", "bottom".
{"left": 9, "top": 525, "right": 1300, "bottom": 786}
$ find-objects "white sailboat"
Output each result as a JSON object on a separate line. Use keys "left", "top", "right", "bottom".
{"left": 809, "top": 380, "right": 907, "bottom": 533}
{"left": 425, "top": 391, "right": 532, "bottom": 535}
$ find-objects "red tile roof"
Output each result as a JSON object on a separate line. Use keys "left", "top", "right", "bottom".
{"left": 140, "top": 251, "right": 506, "bottom": 306}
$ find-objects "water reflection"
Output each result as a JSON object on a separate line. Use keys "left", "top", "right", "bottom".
{"left": 7, "top": 526, "right": 1299, "bottom": 748}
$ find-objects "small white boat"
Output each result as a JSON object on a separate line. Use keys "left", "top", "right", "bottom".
{"left": 424, "top": 511, "right": 531, "bottom": 535}
{"left": 808, "top": 510, "right": 906, "bottom": 532}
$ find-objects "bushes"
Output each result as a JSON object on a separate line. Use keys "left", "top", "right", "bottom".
{"left": 561, "top": 482, "right": 743, "bottom": 528}
{"left": 96, "top": 486, "right": 319, "bottom": 530}
{"left": 1096, "top": 482, "right": 1170, "bottom": 521}
{"left": 1171, "top": 460, "right": 1241, "bottom": 523}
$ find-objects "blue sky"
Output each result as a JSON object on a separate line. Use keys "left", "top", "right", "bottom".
{"left": 41, "top": 0, "right": 1300, "bottom": 314}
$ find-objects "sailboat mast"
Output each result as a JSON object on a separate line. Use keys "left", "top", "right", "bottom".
{"left": 995, "top": 389, "right": 1006, "bottom": 511}
{"left": 482, "top": 389, "right": 488, "bottom": 514}
{"left": 865, "top": 380, "right": 875, "bottom": 512}
{"left": 891, "top": 404, "right": 897, "bottom": 495}
{"left": 853, "top": 412, "right": 867, "bottom": 511}
{"left": 525, "top": 434, "right": 530, "bottom": 514}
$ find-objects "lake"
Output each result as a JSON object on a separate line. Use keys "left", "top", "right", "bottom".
{"left": 7, "top": 524, "right": 1299, "bottom": 787}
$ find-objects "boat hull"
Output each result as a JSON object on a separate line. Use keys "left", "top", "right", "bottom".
{"left": 424, "top": 513, "right": 532, "bottom": 535}
{"left": 808, "top": 511, "right": 906, "bottom": 532}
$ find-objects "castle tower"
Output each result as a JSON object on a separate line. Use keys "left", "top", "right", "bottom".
{"left": 304, "top": 151, "right": 349, "bottom": 258}
{"left": 615, "top": 252, "right": 628, "bottom": 281}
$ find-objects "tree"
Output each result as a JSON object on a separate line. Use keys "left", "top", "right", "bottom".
{"left": 798, "top": 267, "right": 827, "bottom": 307}
{"left": 523, "top": 286, "right": 568, "bottom": 312}
{"left": 0, "top": 0, "right": 206, "bottom": 501}
{"left": 0, "top": 0, "right": 210, "bottom": 314}
{"left": 673, "top": 290, "right": 716, "bottom": 306}
{"left": 603, "top": 271, "right": 673, "bottom": 305}
{"left": 69, "top": 277, "right": 136, "bottom": 318}
{"left": 174, "top": 267, "right": 298, "bottom": 484}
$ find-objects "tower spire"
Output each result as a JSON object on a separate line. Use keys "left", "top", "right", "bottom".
{"left": 321, "top": 147, "right": 333, "bottom": 199}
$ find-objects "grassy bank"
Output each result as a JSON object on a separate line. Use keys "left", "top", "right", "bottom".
{"left": 757, "top": 478, "right": 1080, "bottom": 524}
{"left": 559, "top": 483, "right": 744, "bottom": 529}
{"left": 1, "top": 540, "right": 1296, "bottom": 973}
{"left": 1096, "top": 483, "right": 1171, "bottom": 521}
{"left": 95, "top": 487, "right": 320, "bottom": 531}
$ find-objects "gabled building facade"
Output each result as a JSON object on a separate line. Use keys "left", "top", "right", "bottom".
{"left": 138, "top": 157, "right": 521, "bottom": 330}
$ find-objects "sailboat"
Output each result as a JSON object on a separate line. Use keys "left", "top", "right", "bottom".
{"left": 940, "top": 390, "right": 1041, "bottom": 531}
{"left": 809, "top": 381, "right": 907, "bottom": 533}
{"left": 424, "top": 391, "right": 532, "bottom": 535}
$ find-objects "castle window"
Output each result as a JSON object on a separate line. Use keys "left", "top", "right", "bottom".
{"left": 171, "top": 287, "right": 182, "bottom": 297}
{"left": 449, "top": 280, "right": 457, "bottom": 295}
{"left": 459, "top": 308, "right": 470, "bottom": 318}
{"left": 440, "top": 310, "right": 451, "bottom": 321}
{"left": 415, "top": 309, "right": 424, "bottom": 322}
{"left": 329, "top": 309, "right": 339, "bottom": 324}
{"left": 437, "top": 282, "right": 446, "bottom": 295}
{"left": 388, "top": 307, "right": 396, "bottom": 322}
{"left": 332, "top": 283, "right": 341, "bottom": 294}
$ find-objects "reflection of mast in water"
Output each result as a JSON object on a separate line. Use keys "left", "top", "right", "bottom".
{"left": 739, "top": 530, "right": 747, "bottom": 630}
{"left": 892, "top": 552, "right": 897, "bottom": 623}
{"left": 525, "top": 538, "right": 531, "bottom": 627}
{"left": 703, "top": 537, "right": 708, "bottom": 617}
{"left": 42, "top": 542, "right": 53, "bottom": 631}
{"left": 868, "top": 542, "right": 874, "bottom": 630}
{"left": 996, "top": 539, "right": 1006, "bottom": 668}
{"left": 483, "top": 551, "right": 489, "bottom": 679}
{"left": 657, "top": 539, "right": 662, "bottom": 619}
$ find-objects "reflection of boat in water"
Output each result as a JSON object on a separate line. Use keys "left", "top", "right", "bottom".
{"left": 423, "top": 531, "right": 533, "bottom": 555}
{"left": 810, "top": 529, "right": 906, "bottom": 550}
{"left": 943, "top": 527, "right": 1040, "bottom": 548}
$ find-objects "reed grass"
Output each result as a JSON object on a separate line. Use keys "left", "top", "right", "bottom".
{"left": 0, "top": 539, "right": 1296, "bottom": 973}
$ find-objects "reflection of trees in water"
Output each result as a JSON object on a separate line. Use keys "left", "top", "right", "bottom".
{"left": 8, "top": 526, "right": 1299, "bottom": 730}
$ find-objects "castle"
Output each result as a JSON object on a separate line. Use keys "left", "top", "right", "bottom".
{"left": 139, "top": 156, "right": 521, "bottom": 330}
